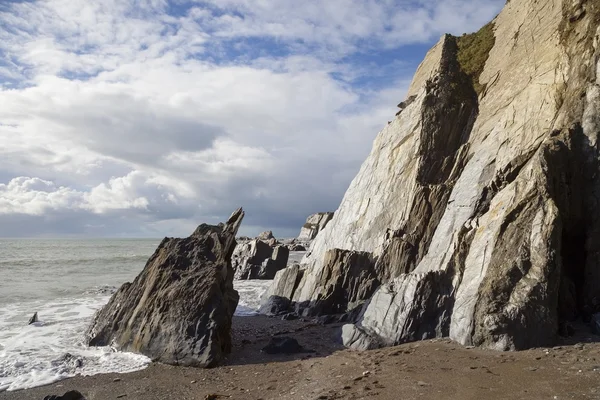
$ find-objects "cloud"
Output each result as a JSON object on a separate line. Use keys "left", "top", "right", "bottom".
{"left": 0, "top": 0, "right": 505, "bottom": 237}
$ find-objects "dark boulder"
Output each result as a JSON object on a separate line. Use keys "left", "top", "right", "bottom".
{"left": 261, "top": 336, "right": 311, "bottom": 354}
{"left": 43, "top": 390, "right": 85, "bottom": 400}
{"left": 86, "top": 208, "right": 244, "bottom": 368}
{"left": 233, "top": 242, "right": 289, "bottom": 280}
{"left": 28, "top": 312, "right": 38, "bottom": 325}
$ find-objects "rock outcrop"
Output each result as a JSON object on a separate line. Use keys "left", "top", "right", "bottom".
{"left": 86, "top": 208, "right": 244, "bottom": 367}
{"left": 232, "top": 238, "right": 290, "bottom": 280}
{"left": 297, "top": 212, "right": 334, "bottom": 242}
{"left": 263, "top": 0, "right": 600, "bottom": 351}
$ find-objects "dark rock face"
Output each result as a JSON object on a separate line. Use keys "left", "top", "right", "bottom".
{"left": 233, "top": 240, "right": 289, "bottom": 280}
{"left": 28, "top": 312, "right": 38, "bottom": 325}
{"left": 86, "top": 208, "right": 244, "bottom": 367}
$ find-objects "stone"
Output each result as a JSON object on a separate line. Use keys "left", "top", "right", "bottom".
{"left": 265, "top": 0, "right": 600, "bottom": 351}
{"left": 233, "top": 241, "right": 289, "bottom": 280}
{"left": 28, "top": 312, "right": 38, "bottom": 325}
{"left": 257, "top": 231, "right": 274, "bottom": 241}
{"left": 42, "top": 390, "right": 85, "bottom": 400}
{"left": 261, "top": 337, "right": 311, "bottom": 354}
{"left": 86, "top": 208, "right": 244, "bottom": 367}
{"left": 591, "top": 314, "right": 600, "bottom": 335}
{"left": 260, "top": 264, "right": 304, "bottom": 315}
{"left": 288, "top": 243, "right": 306, "bottom": 252}
{"left": 261, "top": 246, "right": 290, "bottom": 279}
{"left": 297, "top": 212, "right": 334, "bottom": 241}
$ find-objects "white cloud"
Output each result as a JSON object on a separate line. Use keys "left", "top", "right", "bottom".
{"left": 0, "top": 0, "right": 504, "bottom": 237}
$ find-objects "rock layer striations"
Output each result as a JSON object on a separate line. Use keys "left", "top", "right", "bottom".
{"left": 87, "top": 208, "right": 244, "bottom": 367}
{"left": 263, "top": 0, "right": 600, "bottom": 350}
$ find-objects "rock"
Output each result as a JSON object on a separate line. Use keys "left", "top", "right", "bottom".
{"left": 232, "top": 239, "right": 274, "bottom": 279}
{"left": 260, "top": 248, "right": 378, "bottom": 317}
{"left": 261, "top": 337, "right": 311, "bottom": 354}
{"left": 42, "top": 390, "right": 85, "bottom": 400}
{"left": 233, "top": 241, "right": 289, "bottom": 280}
{"left": 257, "top": 231, "right": 274, "bottom": 241}
{"left": 281, "top": 312, "right": 299, "bottom": 321}
{"left": 260, "top": 264, "right": 304, "bottom": 315}
{"left": 28, "top": 312, "right": 38, "bottom": 325}
{"left": 591, "top": 313, "right": 600, "bottom": 335}
{"left": 86, "top": 208, "right": 244, "bottom": 367}
{"left": 258, "top": 246, "right": 290, "bottom": 279}
{"left": 288, "top": 243, "right": 306, "bottom": 252}
{"left": 266, "top": 0, "right": 600, "bottom": 351}
{"left": 297, "top": 212, "right": 334, "bottom": 241}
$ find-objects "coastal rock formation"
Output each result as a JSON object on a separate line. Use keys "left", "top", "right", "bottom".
{"left": 232, "top": 238, "right": 289, "bottom": 280}
{"left": 263, "top": 0, "right": 600, "bottom": 351}
{"left": 297, "top": 212, "right": 334, "bottom": 242}
{"left": 86, "top": 208, "right": 244, "bottom": 367}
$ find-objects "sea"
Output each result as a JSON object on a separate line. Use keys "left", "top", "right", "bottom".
{"left": 0, "top": 239, "right": 273, "bottom": 392}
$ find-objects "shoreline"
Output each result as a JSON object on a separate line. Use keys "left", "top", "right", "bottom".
{"left": 2, "top": 316, "right": 600, "bottom": 400}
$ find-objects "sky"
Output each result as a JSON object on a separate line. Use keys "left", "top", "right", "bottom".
{"left": 0, "top": 0, "right": 504, "bottom": 238}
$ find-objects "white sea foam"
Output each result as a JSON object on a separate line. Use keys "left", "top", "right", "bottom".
{"left": 0, "top": 279, "right": 272, "bottom": 391}
{"left": 0, "top": 296, "right": 150, "bottom": 392}
{"left": 234, "top": 279, "right": 272, "bottom": 316}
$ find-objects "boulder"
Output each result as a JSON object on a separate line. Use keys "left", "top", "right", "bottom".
{"left": 233, "top": 239, "right": 274, "bottom": 279}
{"left": 28, "top": 312, "right": 38, "bottom": 325}
{"left": 43, "top": 391, "right": 85, "bottom": 400}
{"left": 86, "top": 208, "right": 244, "bottom": 367}
{"left": 260, "top": 264, "right": 304, "bottom": 315}
{"left": 261, "top": 337, "right": 311, "bottom": 354}
{"left": 297, "top": 212, "right": 334, "bottom": 241}
{"left": 233, "top": 241, "right": 289, "bottom": 280}
{"left": 257, "top": 231, "right": 275, "bottom": 241}
{"left": 256, "top": 246, "right": 290, "bottom": 279}
{"left": 264, "top": 0, "right": 600, "bottom": 351}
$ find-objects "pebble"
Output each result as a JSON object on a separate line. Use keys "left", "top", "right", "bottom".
{"left": 417, "top": 381, "right": 431, "bottom": 387}
{"left": 113, "top": 378, "right": 122, "bottom": 382}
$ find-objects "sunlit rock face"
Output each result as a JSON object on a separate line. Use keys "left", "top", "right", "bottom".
{"left": 264, "top": 0, "right": 600, "bottom": 351}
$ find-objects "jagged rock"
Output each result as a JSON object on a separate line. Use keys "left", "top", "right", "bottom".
{"left": 233, "top": 239, "right": 274, "bottom": 279}
{"left": 297, "top": 212, "right": 334, "bottom": 241}
{"left": 233, "top": 240, "right": 289, "bottom": 280}
{"left": 257, "top": 246, "right": 290, "bottom": 280}
{"left": 43, "top": 390, "right": 85, "bottom": 400}
{"left": 264, "top": 0, "right": 600, "bottom": 351}
{"left": 257, "top": 231, "right": 275, "bottom": 241}
{"left": 86, "top": 208, "right": 244, "bottom": 367}
{"left": 28, "top": 312, "right": 38, "bottom": 325}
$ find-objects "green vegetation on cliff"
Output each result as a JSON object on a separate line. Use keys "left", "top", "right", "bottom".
{"left": 456, "top": 22, "right": 496, "bottom": 96}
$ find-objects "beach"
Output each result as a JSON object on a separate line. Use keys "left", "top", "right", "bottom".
{"left": 3, "top": 316, "right": 600, "bottom": 400}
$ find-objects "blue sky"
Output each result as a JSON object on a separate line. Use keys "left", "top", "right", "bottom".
{"left": 0, "top": 0, "right": 504, "bottom": 238}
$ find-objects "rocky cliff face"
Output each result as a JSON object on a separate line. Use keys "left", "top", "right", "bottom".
{"left": 87, "top": 209, "right": 244, "bottom": 367}
{"left": 298, "top": 212, "right": 335, "bottom": 242}
{"left": 264, "top": 0, "right": 600, "bottom": 350}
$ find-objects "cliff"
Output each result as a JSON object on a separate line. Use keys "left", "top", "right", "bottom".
{"left": 263, "top": 0, "right": 600, "bottom": 350}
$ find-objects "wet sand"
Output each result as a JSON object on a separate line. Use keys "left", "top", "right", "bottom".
{"left": 3, "top": 316, "right": 600, "bottom": 400}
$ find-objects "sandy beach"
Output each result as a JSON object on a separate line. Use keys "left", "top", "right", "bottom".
{"left": 3, "top": 316, "right": 600, "bottom": 400}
